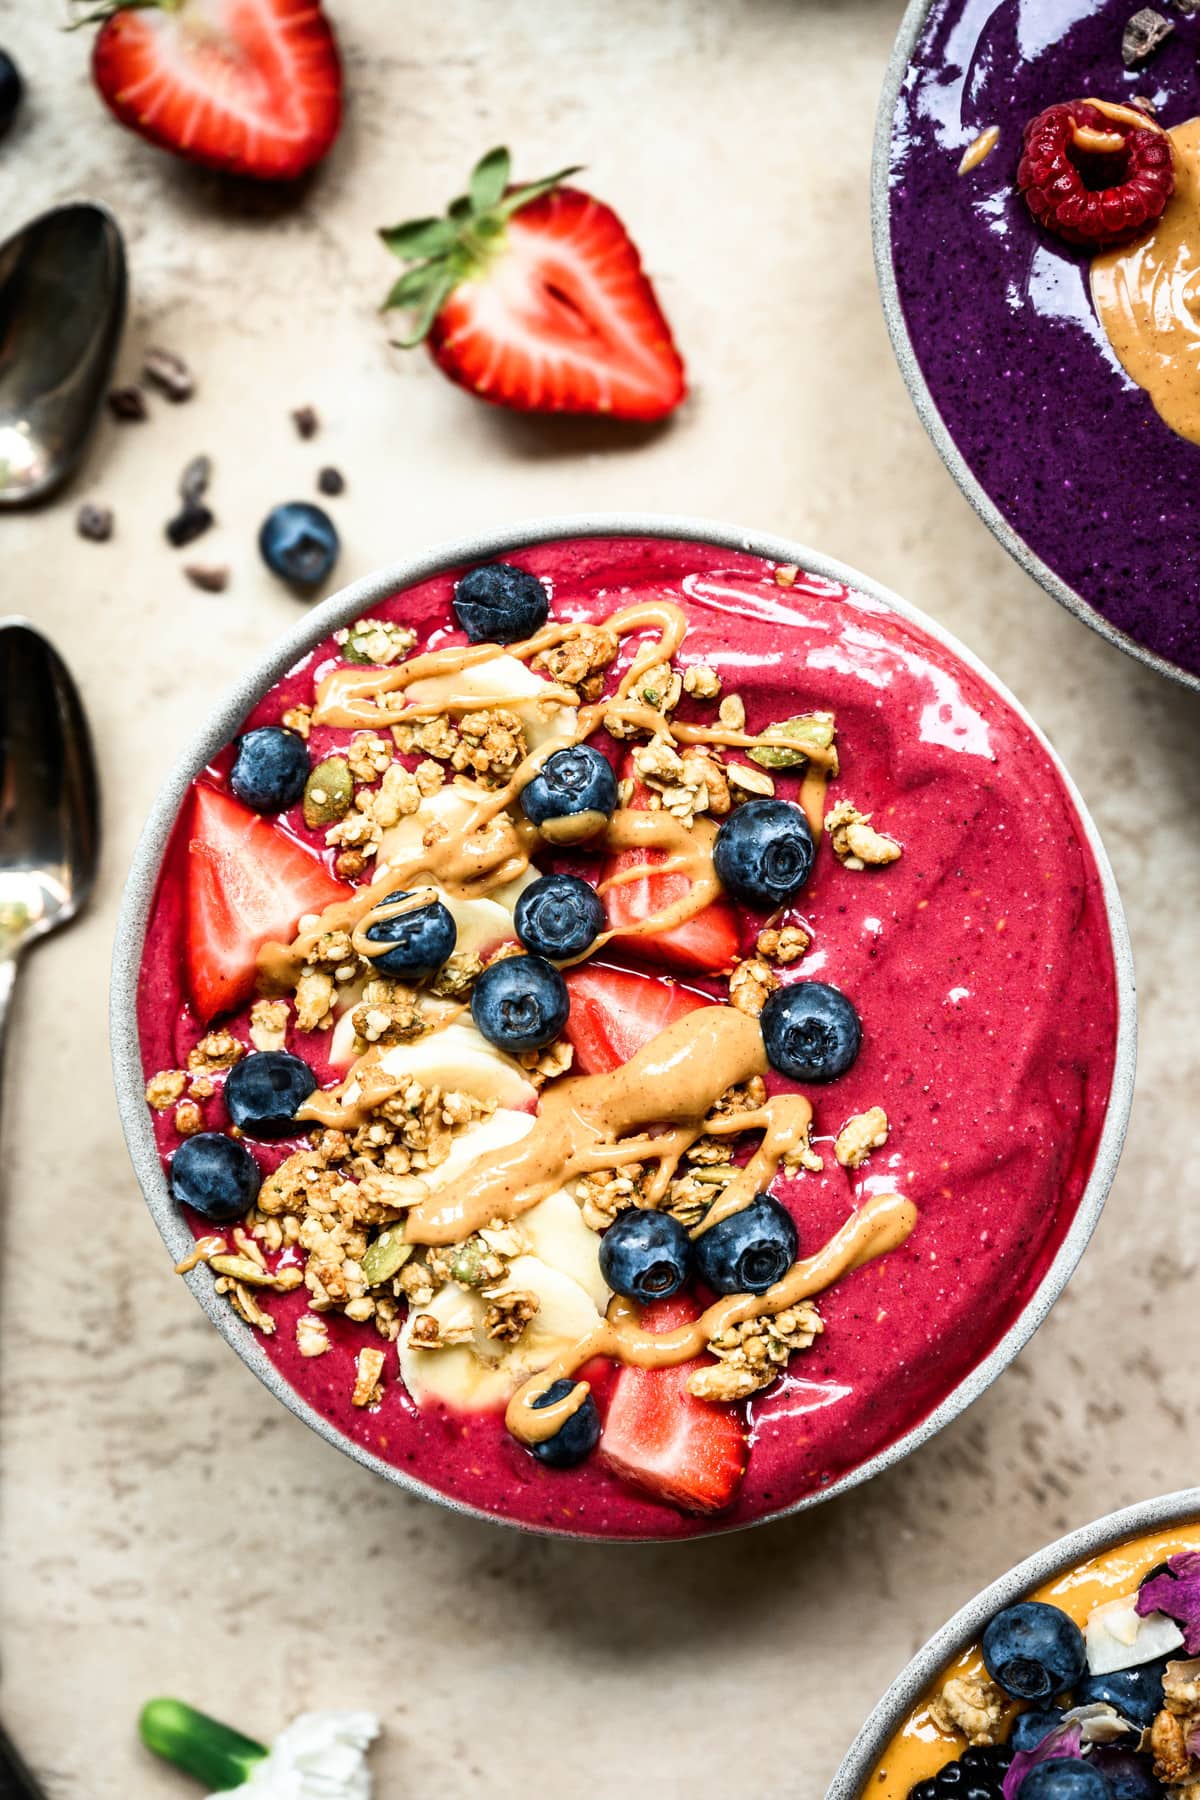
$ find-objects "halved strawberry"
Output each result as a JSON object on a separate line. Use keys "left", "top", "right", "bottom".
{"left": 185, "top": 783, "right": 349, "bottom": 1022}
{"left": 599, "top": 1295, "right": 747, "bottom": 1515}
{"left": 564, "top": 963, "right": 712, "bottom": 1076}
{"left": 379, "top": 147, "right": 686, "bottom": 421}
{"left": 84, "top": 0, "right": 342, "bottom": 182}
{"left": 600, "top": 756, "right": 740, "bottom": 975}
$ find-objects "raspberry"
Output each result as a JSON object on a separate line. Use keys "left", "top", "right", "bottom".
{"left": 1017, "top": 100, "right": 1174, "bottom": 247}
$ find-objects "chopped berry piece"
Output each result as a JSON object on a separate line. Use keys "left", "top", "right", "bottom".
{"left": 471, "top": 953, "right": 569, "bottom": 1052}
{"left": 1010, "top": 1710, "right": 1066, "bottom": 1753}
{"left": 224, "top": 1052, "right": 316, "bottom": 1141}
{"left": 317, "top": 465, "right": 345, "bottom": 496}
{"left": 364, "top": 888, "right": 457, "bottom": 980}
{"left": 982, "top": 1601, "right": 1087, "bottom": 1701}
{"left": 452, "top": 562, "right": 549, "bottom": 643}
{"left": 259, "top": 502, "right": 339, "bottom": 590}
{"left": 170, "top": 1132, "right": 260, "bottom": 1223}
{"left": 527, "top": 1378, "right": 601, "bottom": 1469}
{"left": 712, "top": 798, "right": 815, "bottom": 910}
{"left": 693, "top": 1193, "right": 798, "bottom": 1297}
{"left": 514, "top": 873, "right": 604, "bottom": 959}
{"left": 1016, "top": 1763, "right": 1114, "bottom": 1799}
{"left": 0, "top": 51, "right": 23, "bottom": 138}
{"left": 599, "top": 1208, "right": 692, "bottom": 1304}
{"left": 229, "top": 727, "right": 309, "bottom": 815}
{"left": 520, "top": 744, "right": 617, "bottom": 842}
{"left": 108, "top": 386, "right": 147, "bottom": 421}
{"left": 1017, "top": 100, "right": 1174, "bottom": 248}
{"left": 563, "top": 964, "right": 712, "bottom": 1076}
{"left": 760, "top": 981, "right": 861, "bottom": 1083}
{"left": 144, "top": 347, "right": 195, "bottom": 402}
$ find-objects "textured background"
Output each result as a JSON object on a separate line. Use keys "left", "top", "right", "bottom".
{"left": 1, "top": 1, "right": 1198, "bottom": 1795}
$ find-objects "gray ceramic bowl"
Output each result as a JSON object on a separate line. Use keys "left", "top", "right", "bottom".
{"left": 872, "top": 0, "right": 1200, "bottom": 694}
{"left": 828, "top": 1487, "right": 1200, "bottom": 1796}
{"left": 110, "top": 514, "right": 1137, "bottom": 1536}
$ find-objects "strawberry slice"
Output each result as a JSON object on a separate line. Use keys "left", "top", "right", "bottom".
{"left": 185, "top": 783, "right": 349, "bottom": 1022}
{"left": 600, "top": 756, "right": 740, "bottom": 975}
{"left": 599, "top": 1296, "right": 747, "bottom": 1515}
{"left": 379, "top": 147, "right": 685, "bottom": 421}
{"left": 87, "top": 0, "right": 342, "bottom": 182}
{"left": 564, "top": 963, "right": 712, "bottom": 1076}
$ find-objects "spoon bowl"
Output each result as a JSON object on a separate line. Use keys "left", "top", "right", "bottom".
{"left": 0, "top": 203, "right": 126, "bottom": 507}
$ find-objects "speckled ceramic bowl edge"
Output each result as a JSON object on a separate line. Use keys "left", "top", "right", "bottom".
{"left": 826, "top": 1486, "right": 1200, "bottom": 1797}
{"left": 108, "top": 512, "right": 1137, "bottom": 1541}
{"left": 871, "top": 0, "right": 1200, "bottom": 695}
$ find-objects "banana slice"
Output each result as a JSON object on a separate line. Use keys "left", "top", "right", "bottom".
{"left": 422, "top": 1107, "right": 535, "bottom": 1191}
{"left": 404, "top": 654, "right": 577, "bottom": 751}
{"left": 398, "top": 1255, "right": 604, "bottom": 1411}
{"left": 521, "top": 1186, "right": 609, "bottom": 1311}
{"left": 332, "top": 1019, "right": 537, "bottom": 1108}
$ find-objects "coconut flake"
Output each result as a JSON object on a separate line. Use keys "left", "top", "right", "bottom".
{"left": 1086, "top": 1593, "right": 1185, "bottom": 1673}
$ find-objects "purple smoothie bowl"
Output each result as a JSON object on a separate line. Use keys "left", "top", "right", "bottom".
{"left": 874, "top": 0, "right": 1200, "bottom": 691}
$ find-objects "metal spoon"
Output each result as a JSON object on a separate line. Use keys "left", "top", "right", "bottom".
{"left": 0, "top": 618, "right": 100, "bottom": 1097}
{"left": 0, "top": 203, "right": 126, "bottom": 507}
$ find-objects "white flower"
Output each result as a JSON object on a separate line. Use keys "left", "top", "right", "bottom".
{"left": 212, "top": 1713, "right": 379, "bottom": 1799}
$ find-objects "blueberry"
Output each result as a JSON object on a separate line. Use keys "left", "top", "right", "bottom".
{"left": 1016, "top": 1763, "right": 1114, "bottom": 1800}
{"left": 1075, "top": 1660, "right": 1167, "bottom": 1729}
{"left": 453, "top": 562, "right": 549, "bottom": 644}
{"left": 0, "top": 51, "right": 22, "bottom": 137}
{"left": 760, "top": 981, "right": 862, "bottom": 1083}
{"left": 364, "top": 889, "right": 457, "bottom": 980}
{"left": 693, "top": 1193, "right": 798, "bottom": 1297}
{"left": 514, "top": 874, "right": 605, "bottom": 960}
{"left": 470, "top": 954, "right": 569, "bottom": 1052}
{"left": 599, "top": 1208, "right": 692, "bottom": 1304}
{"left": 229, "top": 726, "right": 309, "bottom": 814}
{"left": 713, "top": 799, "right": 815, "bottom": 910}
{"left": 258, "top": 502, "right": 339, "bottom": 590}
{"left": 1010, "top": 1710, "right": 1066, "bottom": 1754}
{"left": 224, "top": 1051, "right": 316, "bottom": 1140}
{"left": 519, "top": 745, "right": 617, "bottom": 843}
{"left": 527, "top": 1378, "right": 602, "bottom": 1469}
{"left": 170, "top": 1132, "right": 261, "bottom": 1222}
{"left": 982, "top": 1602, "right": 1088, "bottom": 1702}
{"left": 1086, "top": 1747, "right": 1160, "bottom": 1800}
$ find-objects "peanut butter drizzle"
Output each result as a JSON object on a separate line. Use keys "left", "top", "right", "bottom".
{"left": 1092, "top": 115, "right": 1200, "bottom": 448}
{"left": 508, "top": 1190, "right": 918, "bottom": 1446}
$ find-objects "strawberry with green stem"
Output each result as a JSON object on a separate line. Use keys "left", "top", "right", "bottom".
{"left": 380, "top": 147, "right": 687, "bottom": 421}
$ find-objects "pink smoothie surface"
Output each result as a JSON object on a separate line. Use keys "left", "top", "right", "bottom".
{"left": 135, "top": 536, "right": 1120, "bottom": 1538}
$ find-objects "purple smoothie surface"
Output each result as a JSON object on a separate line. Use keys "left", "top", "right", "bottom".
{"left": 887, "top": 0, "right": 1200, "bottom": 680}
{"left": 135, "top": 536, "right": 1119, "bottom": 1538}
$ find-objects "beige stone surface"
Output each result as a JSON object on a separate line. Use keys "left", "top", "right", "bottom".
{"left": 1, "top": 1, "right": 1198, "bottom": 1794}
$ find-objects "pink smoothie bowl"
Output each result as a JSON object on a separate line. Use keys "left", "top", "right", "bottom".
{"left": 109, "top": 515, "right": 1136, "bottom": 1541}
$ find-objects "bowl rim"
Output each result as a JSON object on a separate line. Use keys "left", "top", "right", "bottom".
{"left": 109, "top": 511, "right": 1137, "bottom": 1541}
{"left": 826, "top": 1485, "right": 1200, "bottom": 1796}
{"left": 871, "top": 0, "right": 1200, "bottom": 696}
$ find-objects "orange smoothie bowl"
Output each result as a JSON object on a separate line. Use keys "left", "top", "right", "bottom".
{"left": 110, "top": 517, "right": 1134, "bottom": 1540}
{"left": 830, "top": 1491, "right": 1200, "bottom": 1799}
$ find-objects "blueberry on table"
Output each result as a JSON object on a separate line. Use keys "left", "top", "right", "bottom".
{"left": 229, "top": 726, "right": 309, "bottom": 814}
{"left": 224, "top": 1052, "right": 316, "bottom": 1140}
{"left": 0, "top": 52, "right": 22, "bottom": 138}
{"left": 514, "top": 873, "right": 604, "bottom": 960}
{"left": 453, "top": 561, "right": 549, "bottom": 644}
{"left": 1016, "top": 1762, "right": 1114, "bottom": 1799}
{"left": 527, "top": 1378, "right": 601, "bottom": 1469}
{"left": 599, "top": 1207, "right": 692, "bottom": 1304}
{"left": 170, "top": 1132, "right": 261, "bottom": 1222}
{"left": 471, "top": 954, "right": 569, "bottom": 1052}
{"left": 760, "top": 981, "right": 861, "bottom": 1083}
{"left": 712, "top": 798, "right": 815, "bottom": 910}
{"left": 693, "top": 1193, "right": 798, "bottom": 1297}
{"left": 1009, "top": 1709, "right": 1066, "bottom": 1753}
{"left": 982, "top": 1601, "right": 1087, "bottom": 1701}
{"left": 258, "top": 501, "right": 339, "bottom": 591}
{"left": 1075, "top": 1660, "right": 1167, "bottom": 1729}
{"left": 519, "top": 745, "right": 618, "bottom": 843}
{"left": 364, "top": 888, "right": 457, "bottom": 980}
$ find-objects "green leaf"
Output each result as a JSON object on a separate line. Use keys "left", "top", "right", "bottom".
{"left": 378, "top": 216, "right": 458, "bottom": 261}
{"left": 497, "top": 164, "right": 584, "bottom": 219}
{"left": 379, "top": 262, "right": 442, "bottom": 313}
{"left": 389, "top": 268, "right": 457, "bottom": 347}
{"left": 447, "top": 194, "right": 473, "bottom": 223}
{"left": 469, "top": 146, "right": 511, "bottom": 212}
{"left": 748, "top": 712, "right": 837, "bottom": 770}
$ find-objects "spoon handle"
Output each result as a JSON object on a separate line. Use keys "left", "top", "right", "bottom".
{"left": 0, "top": 951, "right": 18, "bottom": 1110}
{"left": 0, "top": 1719, "right": 49, "bottom": 1798}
